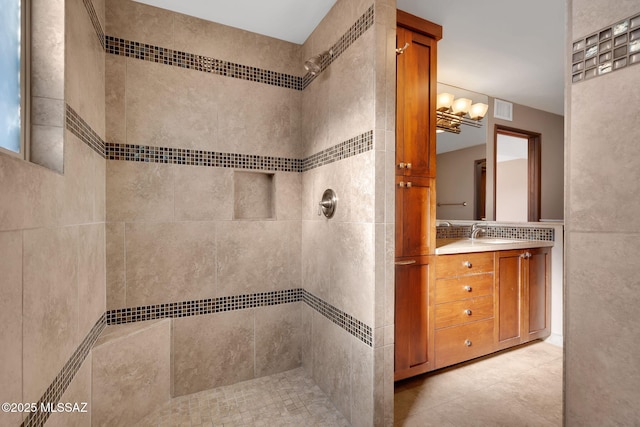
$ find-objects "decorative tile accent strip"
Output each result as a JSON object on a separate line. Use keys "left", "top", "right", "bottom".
{"left": 96, "top": 2, "right": 373, "bottom": 91}
{"left": 302, "top": 289, "right": 373, "bottom": 347}
{"left": 302, "top": 5, "right": 375, "bottom": 89}
{"left": 301, "top": 130, "right": 374, "bottom": 172}
{"left": 572, "top": 12, "right": 640, "bottom": 83}
{"left": 105, "top": 130, "right": 373, "bottom": 172}
{"left": 66, "top": 104, "right": 106, "bottom": 158}
{"left": 22, "top": 314, "right": 106, "bottom": 427}
{"left": 106, "top": 289, "right": 302, "bottom": 325}
{"left": 106, "top": 143, "right": 303, "bottom": 171}
{"left": 104, "top": 36, "right": 304, "bottom": 90}
{"left": 82, "top": 0, "right": 105, "bottom": 48}
{"left": 105, "top": 288, "right": 373, "bottom": 347}
{"left": 436, "top": 225, "right": 555, "bottom": 241}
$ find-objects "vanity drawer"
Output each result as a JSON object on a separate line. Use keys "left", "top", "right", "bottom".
{"left": 435, "top": 319, "right": 494, "bottom": 368}
{"left": 435, "top": 295, "right": 494, "bottom": 329}
{"left": 436, "top": 252, "right": 494, "bottom": 278}
{"left": 435, "top": 273, "right": 494, "bottom": 304}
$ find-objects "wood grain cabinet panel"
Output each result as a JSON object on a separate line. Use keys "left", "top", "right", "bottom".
{"left": 496, "top": 247, "right": 551, "bottom": 351}
{"left": 395, "top": 256, "right": 435, "bottom": 380}
{"left": 435, "top": 295, "right": 494, "bottom": 329}
{"left": 435, "top": 319, "right": 494, "bottom": 369}
{"left": 435, "top": 252, "right": 494, "bottom": 278}
{"left": 435, "top": 273, "right": 493, "bottom": 303}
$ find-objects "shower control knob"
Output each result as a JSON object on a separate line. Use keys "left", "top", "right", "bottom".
{"left": 465, "top": 339, "right": 472, "bottom": 347}
{"left": 464, "top": 285, "right": 472, "bottom": 292}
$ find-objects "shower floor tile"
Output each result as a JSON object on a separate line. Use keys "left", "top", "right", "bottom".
{"left": 136, "top": 367, "right": 350, "bottom": 427}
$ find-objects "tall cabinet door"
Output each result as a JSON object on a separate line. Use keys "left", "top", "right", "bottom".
{"left": 395, "top": 256, "right": 435, "bottom": 380}
{"left": 524, "top": 247, "right": 551, "bottom": 341}
{"left": 396, "top": 26, "right": 438, "bottom": 179}
{"left": 495, "top": 250, "right": 524, "bottom": 350}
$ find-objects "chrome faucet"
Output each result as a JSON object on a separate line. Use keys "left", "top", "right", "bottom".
{"left": 470, "top": 223, "right": 487, "bottom": 239}
{"left": 438, "top": 221, "right": 453, "bottom": 227}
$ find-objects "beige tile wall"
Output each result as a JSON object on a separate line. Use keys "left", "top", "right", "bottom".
{"left": 0, "top": 0, "right": 107, "bottom": 424}
{"left": 299, "top": 0, "right": 395, "bottom": 424}
{"left": 566, "top": 1, "right": 640, "bottom": 424}
{"left": 92, "top": 319, "right": 171, "bottom": 426}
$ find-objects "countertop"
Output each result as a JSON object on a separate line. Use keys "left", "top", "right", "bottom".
{"left": 435, "top": 238, "right": 554, "bottom": 255}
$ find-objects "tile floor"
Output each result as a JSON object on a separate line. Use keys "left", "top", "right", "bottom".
{"left": 136, "top": 368, "right": 350, "bottom": 427}
{"left": 394, "top": 340, "right": 563, "bottom": 427}
{"left": 136, "top": 340, "right": 561, "bottom": 427}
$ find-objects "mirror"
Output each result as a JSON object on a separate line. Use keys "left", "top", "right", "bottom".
{"left": 435, "top": 83, "right": 488, "bottom": 221}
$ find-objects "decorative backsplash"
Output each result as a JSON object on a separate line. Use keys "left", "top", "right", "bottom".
{"left": 572, "top": 12, "right": 640, "bottom": 83}
{"left": 436, "top": 224, "right": 555, "bottom": 241}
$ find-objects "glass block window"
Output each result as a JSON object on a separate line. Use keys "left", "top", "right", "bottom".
{"left": 0, "top": 0, "right": 22, "bottom": 155}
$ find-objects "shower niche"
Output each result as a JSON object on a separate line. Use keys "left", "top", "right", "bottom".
{"left": 233, "top": 171, "right": 275, "bottom": 219}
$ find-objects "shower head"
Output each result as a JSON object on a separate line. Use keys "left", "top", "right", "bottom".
{"left": 304, "top": 49, "right": 333, "bottom": 76}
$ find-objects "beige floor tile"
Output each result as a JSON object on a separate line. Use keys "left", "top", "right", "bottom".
{"left": 395, "top": 340, "right": 563, "bottom": 427}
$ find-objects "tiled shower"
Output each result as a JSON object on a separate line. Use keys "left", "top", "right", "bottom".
{"left": 0, "top": 0, "right": 397, "bottom": 426}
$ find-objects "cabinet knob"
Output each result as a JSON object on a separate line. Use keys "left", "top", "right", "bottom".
{"left": 398, "top": 181, "right": 405, "bottom": 188}
{"left": 463, "top": 261, "right": 472, "bottom": 268}
{"left": 464, "top": 285, "right": 472, "bottom": 292}
{"left": 464, "top": 339, "right": 472, "bottom": 347}
{"left": 406, "top": 163, "right": 412, "bottom": 169}
{"left": 406, "top": 182, "right": 412, "bottom": 188}
{"left": 464, "top": 309, "right": 472, "bottom": 316}
{"left": 398, "top": 162, "right": 406, "bottom": 169}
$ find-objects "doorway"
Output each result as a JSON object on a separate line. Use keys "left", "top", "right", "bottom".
{"left": 494, "top": 126, "right": 541, "bottom": 222}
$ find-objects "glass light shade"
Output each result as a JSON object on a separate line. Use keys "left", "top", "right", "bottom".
{"left": 436, "top": 93, "right": 455, "bottom": 111}
{"left": 468, "top": 103, "right": 489, "bottom": 120}
{"left": 451, "top": 98, "right": 472, "bottom": 115}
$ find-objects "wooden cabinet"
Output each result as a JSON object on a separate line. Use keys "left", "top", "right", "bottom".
{"left": 394, "top": 11, "right": 442, "bottom": 381}
{"left": 495, "top": 247, "right": 551, "bottom": 350}
{"left": 396, "top": 25, "right": 438, "bottom": 179}
{"left": 434, "top": 252, "right": 495, "bottom": 368}
{"left": 394, "top": 256, "right": 435, "bottom": 380}
{"left": 428, "top": 247, "right": 550, "bottom": 371}
{"left": 395, "top": 176, "right": 435, "bottom": 257}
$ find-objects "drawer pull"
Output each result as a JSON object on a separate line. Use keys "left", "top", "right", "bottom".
{"left": 395, "top": 260, "right": 417, "bottom": 265}
{"left": 464, "top": 285, "right": 472, "bottom": 292}
{"left": 463, "top": 261, "right": 472, "bottom": 268}
{"left": 464, "top": 339, "right": 472, "bottom": 347}
{"left": 464, "top": 309, "right": 472, "bottom": 316}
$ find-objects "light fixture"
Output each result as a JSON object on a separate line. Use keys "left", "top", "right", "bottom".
{"left": 436, "top": 93, "right": 488, "bottom": 134}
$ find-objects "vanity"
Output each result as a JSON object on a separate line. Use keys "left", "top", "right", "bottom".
{"left": 433, "top": 237, "right": 552, "bottom": 369}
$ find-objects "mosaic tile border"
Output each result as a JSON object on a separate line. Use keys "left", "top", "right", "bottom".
{"left": 572, "top": 12, "right": 640, "bottom": 83}
{"left": 105, "top": 288, "right": 373, "bottom": 347}
{"left": 436, "top": 225, "right": 555, "bottom": 241}
{"left": 301, "top": 130, "right": 373, "bottom": 172}
{"left": 84, "top": 0, "right": 373, "bottom": 91}
{"left": 106, "top": 289, "right": 301, "bottom": 324}
{"left": 106, "top": 143, "right": 302, "bottom": 171}
{"left": 302, "top": 289, "right": 372, "bottom": 346}
{"left": 65, "top": 104, "right": 107, "bottom": 158}
{"left": 302, "top": 5, "right": 375, "bottom": 89}
{"left": 82, "top": 0, "right": 105, "bottom": 48}
{"left": 106, "top": 130, "right": 373, "bottom": 172}
{"left": 104, "top": 35, "right": 304, "bottom": 90}
{"left": 22, "top": 314, "right": 106, "bottom": 427}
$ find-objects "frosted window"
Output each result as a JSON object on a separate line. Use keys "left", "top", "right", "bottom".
{"left": 0, "top": 0, "right": 22, "bottom": 154}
